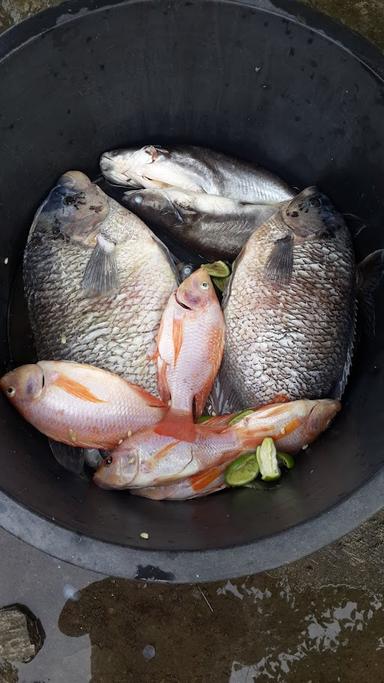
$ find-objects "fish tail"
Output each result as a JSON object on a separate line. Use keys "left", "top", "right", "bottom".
{"left": 154, "top": 408, "right": 196, "bottom": 442}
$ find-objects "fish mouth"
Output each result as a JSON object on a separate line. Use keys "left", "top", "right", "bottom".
{"left": 175, "top": 292, "right": 192, "bottom": 311}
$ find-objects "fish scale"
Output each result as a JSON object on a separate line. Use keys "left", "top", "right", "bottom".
{"left": 222, "top": 190, "right": 356, "bottom": 410}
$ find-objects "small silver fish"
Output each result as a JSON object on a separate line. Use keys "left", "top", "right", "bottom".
{"left": 124, "top": 188, "right": 284, "bottom": 260}
{"left": 100, "top": 144, "right": 295, "bottom": 203}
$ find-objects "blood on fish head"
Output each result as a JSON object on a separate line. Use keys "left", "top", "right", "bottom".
{"left": 175, "top": 267, "right": 216, "bottom": 311}
{"left": 281, "top": 186, "right": 345, "bottom": 239}
{"left": 0, "top": 364, "right": 45, "bottom": 405}
{"left": 101, "top": 145, "right": 169, "bottom": 188}
{"left": 36, "top": 170, "right": 109, "bottom": 247}
{"left": 93, "top": 446, "right": 139, "bottom": 489}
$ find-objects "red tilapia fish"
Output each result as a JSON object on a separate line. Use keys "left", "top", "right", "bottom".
{"left": 94, "top": 399, "right": 340, "bottom": 490}
{"left": 131, "top": 464, "right": 228, "bottom": 500}
{"left": 154, "top": 266, "right": 225, "bottom": 442}
{"left": 0, "top": 361, "right": 165, "bottom": 450}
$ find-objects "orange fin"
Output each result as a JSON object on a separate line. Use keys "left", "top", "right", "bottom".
{"left": 54, "top": 375, "right": 106, "bottom": 403}
{"left": 280, "top": 417, "right": 301, "bottom": 436}
{"left": 154, "top": 409, "right": 196, "bottom": 443}
{"left": 146, "top": 340, "right": 159, "bottom": 363}
{"left": 157, "top": 358, "right": 170, "bottom": 402}
{"left": 130, "top": 384, "right": 166, "bottom": 408}
{"left": 271, "top": 393, "right": 290, "bottom": 404}
{"left": 190, "top": 466, "right": 223, "bottom": 492}
{"left": 194, "top": 326, "right": 225, "bottom": 417}
{"left": 194, "top": 366, "right": 220, "bottom": 418}
{"left": 194, "top": 385, "right": 213, "bottom": 419}
{"left": 172, "top": 317, "right": 184, "bottom": 367}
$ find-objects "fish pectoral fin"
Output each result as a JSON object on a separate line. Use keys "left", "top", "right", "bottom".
{"left": 157, "top": 357, "right": 171, "bottom": 402}
{"left": 357, "top": 249, "right": 384, "bottom": 335}
{"left": 176, "top": 206, "right": 199, "bottom": 221}
{"left": 49, "top": 439, "right": 85, "bottom": 475}
{"left": 172, "top": 317, "right": 184, "bottom": 366}
{"left": 130, "top": 383, "right": 166, "bottom": 408}
{"left": 194, "top": 378, "right": 217, "bottom": 419}
{"left": 146, "top": 340, "right": 159, "bottom": 363}
{"left": 81, "top": 234, "right": 119, "bottom": 297}
{"left": 264, "top": 234, "right": 294, "bottom": 285}
{"left": 154, "top": 408, "right": 196, "bottom": 442}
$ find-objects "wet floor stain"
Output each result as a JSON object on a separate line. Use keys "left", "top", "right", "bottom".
{"left": 57, "top": 571, "right": 384, "bottom": 682}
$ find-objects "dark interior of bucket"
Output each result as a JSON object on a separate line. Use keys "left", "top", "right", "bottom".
{"left": 0, "top": 0, "right": 384, "bottom": 552}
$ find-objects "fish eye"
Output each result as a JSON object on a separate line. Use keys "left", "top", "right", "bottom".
{"left": 200, "top": 282, "right": 209, "bottom": 290}
{"left": 6, "top": 387, "right": 16, "bottom": 397}
{"left": 105, "top": 456, "right": 113, "bottom": 466}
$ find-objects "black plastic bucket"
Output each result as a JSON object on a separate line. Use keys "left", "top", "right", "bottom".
{"left": 1, "top": 0, "right": 384, "bottom": 583}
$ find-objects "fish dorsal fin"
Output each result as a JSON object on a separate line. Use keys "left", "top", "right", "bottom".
{"left": 357, "top": 249, "right": 384, "bottom": 336}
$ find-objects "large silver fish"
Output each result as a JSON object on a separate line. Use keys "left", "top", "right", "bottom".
{"left": 24, "top": 171, "right": 177, "bottom": 396}
{"left": 100, "top": 144, "right": 294, "bottom": 203}
{"left": 124, "top": 188, "right": 284, "bottom": 260}
{"left": 221, "top": 187, "right": 383, "bottom": 410}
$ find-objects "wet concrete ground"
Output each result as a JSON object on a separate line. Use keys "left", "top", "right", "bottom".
{"left": 1, "top": 0, "right": 384, "bottom": 681}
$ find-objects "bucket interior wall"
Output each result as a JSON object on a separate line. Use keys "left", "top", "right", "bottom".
{"left": 0, "top": 0, "right": 384, "bottom": 553}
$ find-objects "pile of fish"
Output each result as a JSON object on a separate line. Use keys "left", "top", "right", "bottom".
{"left": 1, "top": 144, "right": 383, "bottom": 500}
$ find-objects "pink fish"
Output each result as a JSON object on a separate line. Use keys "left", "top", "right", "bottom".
{"left": 132, "top": 464, "right": 227, "bottom": 500}
{"left": 154, "top": 266, "right": 225, "bottom": 442}
{"left": 0, "top": 361, "right": 165, "bottom": 450}
{"left": 94, "top": 399, "right": 340, "bottom": 490}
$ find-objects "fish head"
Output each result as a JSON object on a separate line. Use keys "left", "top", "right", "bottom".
{"left": 93, "top": 447, "right": 139, "bottom": 489}
{"left": 0, "top": 364, "right": 45, "bottom": 405}
{"left": 282, "top": 187, "right": 345, "bottom": 239}
{"left": 123, "top": 188, "right": 185, "bottom": 225}
{"left": 101, "top": 145, "right": 171, "bottom": 188}
{"left": 176, "top": 267, "right": 216, "bottom": 311}
{"left": 94, "top": 429, "right": 193, "bottom": 489}
{"left": 304, "top": 398, "right": 342, "bottom": 443}
{"left": 237, "top": 399, "right": 341, "bottom": 453}
{"left": 270, "top": 398, "right": 341, "bottom": 452}
{"left": 36, "top": 171, "right": 109, "bottom": 246}
{"left": 176, "top": 262, "right": 196, "bottom": 282}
